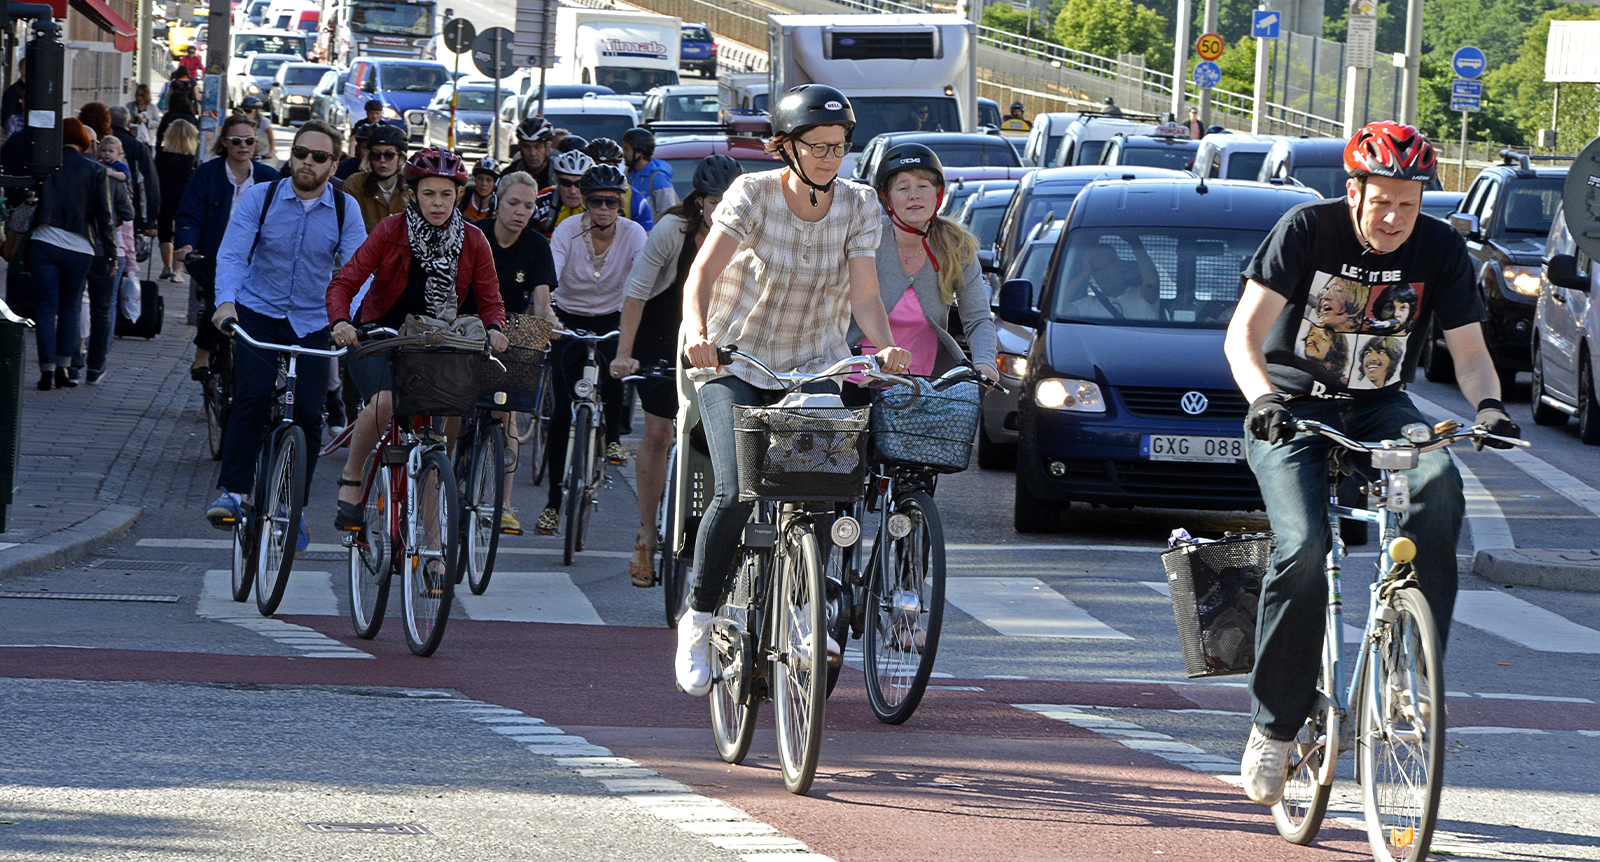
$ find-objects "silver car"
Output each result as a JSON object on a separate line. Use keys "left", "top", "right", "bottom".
{"left": 232, "top": 52, "right": 300, "bottom": 110}
{"left": 1532, "top": 201, "right": 1600, "bottom": 443}
{"left": 269, "top": 62, "right": 333, "bottom": 125}
{"left": 978, "top": 218, "right": 1063, "bottom": 469}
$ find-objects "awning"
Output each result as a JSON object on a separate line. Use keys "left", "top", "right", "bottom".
{"left": 69, "top": 0, "right": 137, "bottom": 51}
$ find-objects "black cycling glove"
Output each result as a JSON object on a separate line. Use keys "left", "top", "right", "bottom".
{"left": 1247, "top": 393, "right": 1294, "bottom": 445}
{"left": 1473, "top": 398, "right": 1520, "bottom": 450}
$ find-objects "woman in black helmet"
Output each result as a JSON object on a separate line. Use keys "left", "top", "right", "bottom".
{"left": 850, "top": 142, "right": 998, "bottom": 385}
{"left": 610, "top": 154, "right": 744, "bottom": 588}
{"left": 673, "top": 84, "right": 910, "bottom": 696}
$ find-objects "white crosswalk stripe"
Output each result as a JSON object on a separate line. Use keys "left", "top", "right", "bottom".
{"left": 195, "top": 568, "right": 604, "bottom": 625}
{"left": 944, "top": 577, "right": 1133, "bottom": 639}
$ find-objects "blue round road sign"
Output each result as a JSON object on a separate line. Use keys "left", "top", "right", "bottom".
{"left": 1194, "top": 60, "right": 1222, "bottom": 90}
{"left": 1452, "top": 45, "right": 1485, "bottom": 79}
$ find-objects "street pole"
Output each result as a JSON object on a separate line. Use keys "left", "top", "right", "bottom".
{"left": 492, "top": 28, "right": 502, "bottom": 167}
{"left": 1170, "top": 0, "right": 1191, "bottom": 119}
{"left": 449, "top": 32, "right": 460, "bottom": 149}
{"left": 1459, "top": 109, "right": 1468, "bottom": 192}
{"left": 137, "top": 0, "right": 154, "bottom": 88}
{"left": 1399, "top": 0, "right": 1423, "bottom": 124}
{"left": 1198, "top": 0, "right": 1217, "bottom": 128}
{"left": 1252, "top": 4, "right": 1268, "bottom": 134}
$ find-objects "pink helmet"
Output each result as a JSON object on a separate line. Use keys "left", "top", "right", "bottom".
{"left": 404, "top": 146, "right": 468, "bottom": 186}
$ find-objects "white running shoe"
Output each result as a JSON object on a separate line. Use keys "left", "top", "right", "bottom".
{"left": 675, "top": 610, "right": 714, "bottom": 696}
{"left": 1241, "top": 724, "right": 1296, "bottom": 806}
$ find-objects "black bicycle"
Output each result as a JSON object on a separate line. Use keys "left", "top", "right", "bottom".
{"left": 189, "top": 253, "right": 232, "bottom": 462}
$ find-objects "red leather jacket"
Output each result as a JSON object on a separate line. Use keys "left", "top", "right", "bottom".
{"left": 327, "top": 212, "right": 506, "bottom": 330}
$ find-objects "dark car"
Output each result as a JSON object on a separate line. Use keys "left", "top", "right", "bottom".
{"left": 979, "top": 217, "right": 1063, "bottom": 469}
{"left": 422, "top": 79, "right": 501, "bottom": 151}
{"left": 991, "top": 165, "right": 1187, "bottom": 280}
{"left": 1097, "top": 133, "right": 1201, "bottom": 172}
{"left": 1426, "top": 151, "right": 1568, "bottom": 385}
{"left": 947, "top": 179, "right": 1018, "bottom": 254}
{"left": 851, "top": 131, "right": 1028, "bottom": 186}
{"left": 1257, "top": 137, "right": 1348, "bottom": 198}
{"left": 680, "top": 23, "right": 717, "bottom": 77}
{"left": 1421, "top": 190, "right": 1464, "bottom": 222}
{"left": 977, "top": 97, "right": 1003, "bottom": 130}
{"left": 268, "top": 61, "right": 333, "bottom": 124}
{"left": 995, "top": 178, "right": 1319, "bottom": 532}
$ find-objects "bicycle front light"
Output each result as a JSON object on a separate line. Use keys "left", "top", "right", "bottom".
{"left": 572, "top": 378, "right": 595, "bottom": 398}
{"left": 1034, "top": 378, "right": 1105, "bottom": 412}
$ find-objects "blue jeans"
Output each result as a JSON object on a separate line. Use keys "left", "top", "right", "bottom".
{"left": 25, "top": 239, "right": 94, "bottom": 369}
{"left": 216, "top": 305, "right": 331, "bottom": 502}
{"left": 1245, "top": 391, "right": 1464, "bottom": 740}
{"left": 82, "top": 261, "right": 118, "bottom": 372}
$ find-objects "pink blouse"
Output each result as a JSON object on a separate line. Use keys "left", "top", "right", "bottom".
{"left": 858, "top": 286, "right": 940, "bottom": 377}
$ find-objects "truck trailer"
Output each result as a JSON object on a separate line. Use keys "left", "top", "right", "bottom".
{"left": 552, "top": 7, "right": 682, "bottom": 109}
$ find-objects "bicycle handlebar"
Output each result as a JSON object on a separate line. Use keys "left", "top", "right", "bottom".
{"left": 222, "top": 319, "right": 348, "bottom": 359}
{"left": 553, "top": 328, "right": 621, "bottom": 342}
{"left": 1293, "top": 418, "right": 1530, "bottom": 455}
{"left": 621, "top": 362, "right": 677, "bottom": 384}
{"left": 718, "top": 345, "right": 916, "bottom": 392}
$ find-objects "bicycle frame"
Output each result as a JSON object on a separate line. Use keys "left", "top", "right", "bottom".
{"left": 553, "top": 329, "right": 619, "bottom": 500}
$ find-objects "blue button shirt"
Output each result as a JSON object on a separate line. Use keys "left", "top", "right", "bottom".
{"left": 214, "top": 179, "right": 369, "bottom": 337}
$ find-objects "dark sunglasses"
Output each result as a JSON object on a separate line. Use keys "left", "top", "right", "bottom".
{"left": 585, "top": 196, "right": 622, "bottom": 210}
{"left": 226, "top": 136, "right": 257, "bottom": 147}
{"left": 290, "top": 145, "right": 334, "bottom": 164}
{"left": 368, "top": 149, "right": 400, "bottom": 161}
{"left": 557, "top": 177, "right": 582, "bottom": 188}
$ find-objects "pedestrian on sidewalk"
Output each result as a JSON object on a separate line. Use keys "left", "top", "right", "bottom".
{"left": 175, "top": 114, "right": 281, "bottom": 380}
{"left": 29, "top": 118, "right": 116, "bottom": 391}
{"left": 127, "top": 83, "right": 162, "bottom": 147}
{"left": 76, "top": 134, "right": 136, "bottom": 386}
{"left": 203, "top": 120, "right": 368, "bottom": 551}
{"left": 111, "top": 105, "right": 162, "bottom": 246}
{"left": 157, "top": 69, "right": 200, "bottom": 152}
{"left": 155, "top": 120, "right": 198, "bottom": 281}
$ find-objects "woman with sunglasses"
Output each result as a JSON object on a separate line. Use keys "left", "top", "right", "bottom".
{"left": 535, "top": 163, "right": 649, "bottom": 536}
{"left": 343, "top": 124, "right": 411, "bottom": 234}
{"left": 673, "top": 85, "right": 910, "bottom": 696}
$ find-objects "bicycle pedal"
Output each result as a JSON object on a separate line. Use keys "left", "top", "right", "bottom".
{"left": 500, "top": 526, "right": 524, "bottom": 536}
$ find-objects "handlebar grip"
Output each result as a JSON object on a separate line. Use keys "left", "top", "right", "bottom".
{"left": 716, "top": 345, "right": 737, "bottom": 365}
{"left": 219, "top": 317, "right": 237, "bottom": 334}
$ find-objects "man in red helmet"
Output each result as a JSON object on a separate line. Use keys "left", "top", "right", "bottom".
{"left": 1223, "top": 121, "right": 1521, "bottom": 806}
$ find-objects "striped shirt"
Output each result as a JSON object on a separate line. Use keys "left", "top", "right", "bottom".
{"left": 694, "top": 170, "right": 882, "bottom": 388}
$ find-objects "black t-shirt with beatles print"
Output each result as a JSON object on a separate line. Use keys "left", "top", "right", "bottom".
{"left": 1242, "top": 198, "right": 1483, "bottom": 398}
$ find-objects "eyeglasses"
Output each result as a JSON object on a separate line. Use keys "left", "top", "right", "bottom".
{"left": 368, "top": 149, "right": 399, "bottom": 161}
{"left": 226, "top": 136, "right": 257, "bottom": 147}
{"left": 797, "top": 139, "right": 849, "bottom": 159}
{"left": 291, "top": 145, "right": 334, "bottom": 164}
{"left": 557, "top": 177, "right": 582, "bottom": 188}
{"left": 585, "top": 196, "right": 622, "bottom": 209}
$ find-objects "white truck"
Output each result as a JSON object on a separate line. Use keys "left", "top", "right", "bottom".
{"left": 552, "top": 7, "right": 682, "bottom": 110}
{"left": 766, "top": 14, "right": 978, "bottom": 148}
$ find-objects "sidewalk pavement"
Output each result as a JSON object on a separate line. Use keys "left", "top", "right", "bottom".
{"left": 0, "top": 276, "right": 210, "bottom": 581}
{"left": 1475, "top": 548, "right": 1600, "bottom": 593}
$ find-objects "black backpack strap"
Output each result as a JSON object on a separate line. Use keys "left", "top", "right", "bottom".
{"left": 333, "top": 184, "right": 345, "bottom": 235}
{"left": 246, "top": 176, "right": 284, "bottom": 266}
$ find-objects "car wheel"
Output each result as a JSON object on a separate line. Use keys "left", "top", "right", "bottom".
{"left": 1013, "top": 445, "right": 1063, "bottom": 533}
{"left": 1580, "top": 352, "right": 1600, "bottom": 445}
{"left": 1421, "top": 319, "right": 1455, "bottom": 383}
{"left": 976, "top": 422, "right": 1015, "bottom": 470}
{"left": 1530, "top": 337, "right": 1568, "bottom": 427}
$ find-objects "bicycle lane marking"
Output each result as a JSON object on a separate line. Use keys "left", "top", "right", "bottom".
{"left": 196, "top": 570, "right": 373, "bottom": 658}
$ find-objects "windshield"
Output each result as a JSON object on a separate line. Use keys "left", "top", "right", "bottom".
{"left": 849, "top": 97, "right": 963, "bottom": 151}
{"left": 979, "top": 102, "right": 1002, "bottom": 128}
{"left": 1225, "top": 151, "right": 1267, "bottom": 180}
{"left": 235, "top": 34, "right": 306, "bottom": 57}
{"left": 1043, "top": 134, "right": 1064, "bottom": 166}
{"left": 350, "top": 3, "right": 432, "bottom": 36}
{"left": 250, "top": 56, "right": 291, "bottom": 77}
{"left": 544, "top": 111, "right": 634, "bottom": 142}
{"left": 752, "top": 92, "right": 768, "bottom": 112}
{"left": 1290, "top": 165, "right": 1347, "bottom": 198}
{"left": 660, "top": 93, "right": 719, "bottom": 122}
{"left": 380, "top": 64, "right": 450, "bottom": 93}
{"left": 683, "top": 26, "right": 711, "bottom": 41}
{"left": 1499, "top": 178, "right": 1563, "bottom": 235}
{"left": 1014, "top": 191, "right": 1077, "bottom": 250}
{"left": 1118, "top": 144, "right": 1196, "bottom": 171}
{"left": 968, "top": 205, "right": 1008, "bottom": 247}
{"left": 283, "top": 66, "right": 328, "bottom": 86}
{"left": 666, "top": 157, "right": 778, "bottom": 199}
{"left": 1050, "top": 227, "right": 1266, "bottom": 328}
{"left": 450, "top": 90, "right": 500, "bottom": 111}
{"left": 926, "top": 139, "right": 1021, "bottom": 168}
{"left": 594, "top": 67, "right": 679, "bottom": 96}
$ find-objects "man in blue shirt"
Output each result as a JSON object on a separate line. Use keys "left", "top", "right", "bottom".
{"left": 621, "top": 127, "right": 677, "bottom": 218}
{"left": 204, "top": 121, "right": 369, "bottom": 550}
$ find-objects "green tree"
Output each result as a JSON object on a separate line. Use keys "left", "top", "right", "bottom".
{"left": 1051, "top": 0, "right": 1171, "bottom": 69}
{"left": 983, "top": 4, "right": 1054, "bottom": 44}
{"left": 1479, "top": 6, "right": 1599, "bottom": 149}
{"left": 1215, "top": 34, "right": 1257, "bottom": 96}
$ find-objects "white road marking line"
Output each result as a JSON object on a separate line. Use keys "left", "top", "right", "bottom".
{"left": 1455, "top": 452, "right": 1514, "bottom": 552}
{"left": 945, "top": 577, "right": 1133, "bottom": 639}
{"left": 1450, "top": 727, "right": 1550, "bottom": 735}
{"left": 137, "top": 537, "right": 631, "bottom": 558}
{"left": 453, "top": 572, "right": 605, "bottom": 624}
{"left": 1473, "top": 692, "right": 1594, "bottom": 704}
{"left": 946, "top": 543, "right": 1164, "bottom": 553}
{"left": 196, "top": 570, "right": 372, "bottom": 658}
{"left": 273, "top": 569, "right": 339, "bottom": 616}
{"left": 1453, "top": 590, "right": 1600, "bottom": 654}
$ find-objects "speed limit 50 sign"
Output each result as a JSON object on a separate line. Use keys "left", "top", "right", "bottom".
{"left": 1196, "top": 32, "right": 1225, "bottom": 61}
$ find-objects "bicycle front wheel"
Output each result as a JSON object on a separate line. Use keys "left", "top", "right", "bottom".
{"left": 773, "top": 522, "right": 827, "bottom": 795}
{"left": 254, "top": 426, "right": 305, "bottom": 616}
{"left": 658, "top": 466, "right": 689, "bottom": 628}
{"left": 563, "top": 405, "right": 593, "bottom": 566}
{"left": 402, "top": 449, "right": 459, "bottom": 656}
{"left": 529, "top": 364, "right": 554, "bottom": 485}
{"left": 711, "top": 548, "right": 761, "bottom": 764}
{"left": 1359, "top": 586, "right": 1445, "bottom": 862}
{"left": 204, "top": 375, "right": 226, "bottom": 461}
{"left": 863, "top": 490, "right": 945, "bottom": 725}
{"left": 1273, "top": 655, "right": 1337, "bottom": 843}
{"left": 348, "top": 452, "right": 394, "bottom": 639}
{"left": 465, "top": 423, "right": 506, "bottom": 595}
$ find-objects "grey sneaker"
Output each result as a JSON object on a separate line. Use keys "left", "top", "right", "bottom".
{"left": 1241, "top": 724, "right": 1295, "bottom": 806}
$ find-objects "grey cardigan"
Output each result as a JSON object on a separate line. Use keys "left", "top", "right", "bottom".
{"left": 847, "top": 215, "right": 998, "bottom": 373}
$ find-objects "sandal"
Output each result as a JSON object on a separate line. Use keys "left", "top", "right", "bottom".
{"left": 630, "top": 541, "right": 657, "bottom": 588}
{"left": 334, "top": 478, "right": 363, "bottom": 531}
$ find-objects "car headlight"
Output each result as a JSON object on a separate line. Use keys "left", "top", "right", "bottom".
{"left": 288, "top": 95, "right": 307, "bottom": 104}
{"left": 996, "top": 353, "right": 1028, "bottom": 379}
{"left": 1502, "top": 264, "right": 1541, "bottom": 296}
{"left": 1034, "top": 378, "right": 1105, "bottom": 412}
{"left": 456, "top": 119, "right": 478, "bottom": 133}
{"left": 382, "top": 106, "right": 401, "bottom": 120}
{"left": 247, "top": 83, "right": 261, "bottom": 94}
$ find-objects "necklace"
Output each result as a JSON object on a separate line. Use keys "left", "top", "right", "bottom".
{"left": 898, "top": 242, "right": 924, "bottom": 267}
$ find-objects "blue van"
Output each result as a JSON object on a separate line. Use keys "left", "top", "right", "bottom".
{"left": 339, "top": 57, "right": 453, "bottom": 139}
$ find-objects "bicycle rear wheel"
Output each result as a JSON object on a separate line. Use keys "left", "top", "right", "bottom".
{"left": 658, "top": 465, "right": 689, "bottom": 628}
{"left": 863, "top": 490, "right": 945, "bottom": 725}
{"left": 348, "top": 452, "right": 394, "bottom": 639}
{"left": 254, "top": 426, "right": 305, "bottom": 616}
{"left": 1359, "top": 586, "right": 1445, "bottom": 862}
{"left": 773, "top": 522, "right": 827, "bottom": 795}
{"left": 465, "top": 423, "right": 506, "bottom": 595}
{"left": 402, "top": 449, "right": 459, "bottom": 656}
{"left": 710, "top": 547, "right": 761, "bottom": 765}
{"left": 204, "top": 376, "right": 226, "bottom": 461}
{"left": 529, "top": 364, "right": 554, "bottom": 485}
{"left": 563, "top": 405, "right": 593, "bottom": 566}
{"left": 1273, "top": 656, "right": 1337, "bottom": 843}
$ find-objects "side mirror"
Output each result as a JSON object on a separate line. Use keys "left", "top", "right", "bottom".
{"left": 997, "top": 278, "right": 1040, "bottom": 327}
{"left": 1449, "top": 212, "right": 1480, "bottom": 240}
{"left": 977, "top": 247, "right": 998, "bottom": 274}
{"left": 1545, "top": 253, "right": 1590, "bottom": 292}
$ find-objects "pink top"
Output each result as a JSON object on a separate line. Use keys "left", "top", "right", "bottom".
{"left": 857, "top": 286, "right": 940, "bottom": 378}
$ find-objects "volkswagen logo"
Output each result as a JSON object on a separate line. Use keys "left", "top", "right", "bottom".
{"left": 1180, "top": 391, "right": 1209, "bottom": 415}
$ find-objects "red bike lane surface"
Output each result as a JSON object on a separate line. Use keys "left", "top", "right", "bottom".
{"left": 0, "top": 617, "right": 1521, "bottom": 862}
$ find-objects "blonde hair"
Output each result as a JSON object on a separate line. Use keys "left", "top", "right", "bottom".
{"left": 894, "top": 166, "right": 976, "bottom": 304}
{"left": 162, "top": 119, "right": 198, "bottom": 156}
{"left": 496, "top": 170, "right": 538, "bottom": 198}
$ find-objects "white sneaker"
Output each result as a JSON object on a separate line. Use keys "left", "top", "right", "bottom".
{"left": 1241, "top": 724, "right": 1296, "bottom": 806}
{"left": 675, "top": 610, "right": 714, "bottom": 696}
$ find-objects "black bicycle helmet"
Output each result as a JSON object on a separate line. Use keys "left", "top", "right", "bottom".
{"left": 472, "top": 157, "right": 501, "bottom": 178}
{"left": 578, "top": 164, "right": 628, "bottom": 195}
{"left": 352, "top": 123, "right": 375, "bottom": 142}
{"left": 874, "top": 142, "right": 945, "bottom": 194}
{"left": 555, "top": 134, "right": 587, "bottom": 153}
{"left": 770, "top": 84, "right": 855, "bottom": 138}
{"left": 692, "top": 154, "right": 743, "bottom": 197}
{"left": 620, "top": 126, "right": 655, "bottom": 158}
{"left": 517, "top": 115, "right": 555, "bottom": 142}
{"left": 583, "top": 136, "right": 624, "bottom": 165}
{"left": 366, "top": 123, "right": 408, "bottom": 151}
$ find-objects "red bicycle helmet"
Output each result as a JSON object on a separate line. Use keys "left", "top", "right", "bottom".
{"left": 1344, "top": 121, "right": 1437, "bottom": 183}
{"left": 405, "top": 146, "right": 469, "bottom": 185}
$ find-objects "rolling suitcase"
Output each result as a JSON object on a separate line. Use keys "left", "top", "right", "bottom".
{"left": 116, "top": 251, "right": 164, "bottom": 339}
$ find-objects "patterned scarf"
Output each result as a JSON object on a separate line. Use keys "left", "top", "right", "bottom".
{"left": 405, "top": 202, "right": 466, "bottom": 321}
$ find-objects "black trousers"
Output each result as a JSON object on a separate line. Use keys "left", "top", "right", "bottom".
{"left": 544, "top": 307, "right": 624, "bottom": 510}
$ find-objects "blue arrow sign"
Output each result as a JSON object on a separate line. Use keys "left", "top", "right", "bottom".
{"left": 1451, "top": 79, "right": 1482, "bottom": 98}
{"left": 1194, "top": 61, "right": 1222, "bottom": 89}
{"left": 1452, "top": 45, "right": 1485, "bottom": 79}
{"left": 1252, "top": 10, "right": 1280, "bottom": 39}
